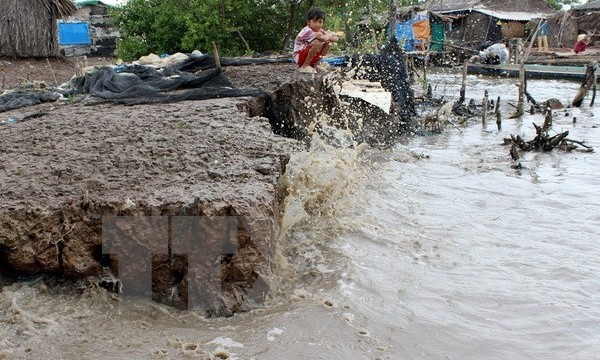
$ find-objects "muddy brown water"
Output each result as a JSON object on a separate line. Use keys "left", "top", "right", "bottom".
{"left": 1, "top": 69, "right": 599, "bottom": 359}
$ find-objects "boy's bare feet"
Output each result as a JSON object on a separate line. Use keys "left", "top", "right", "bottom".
{"left": 299, "top": 66, "right": 317, "bottom": 73}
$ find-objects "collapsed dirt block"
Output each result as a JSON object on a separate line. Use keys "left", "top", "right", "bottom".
{"left": 0, "top": 97, "right": 299, "bottom": 315}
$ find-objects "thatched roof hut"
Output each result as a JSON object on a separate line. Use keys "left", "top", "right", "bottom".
{"left": 0, "top": 0, "right": 77, "bottom": 57}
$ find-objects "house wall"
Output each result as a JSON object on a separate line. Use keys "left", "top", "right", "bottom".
{"left": 462, "top": 12, "right": 502, "bottom": 44}
{"left": 546, "top": 10, "right": 597, "bottom": 49}
{"left": 501, "top": 22, "right": 525, "bottom": 39}
{"left": 64, "top": 5, "right": 119, "bottom": 57}
{"left": 578, "top": 10, "right": 600, "bottom": 38}
{"left": 547, "top": 12, "right": 578, "bottom": 48}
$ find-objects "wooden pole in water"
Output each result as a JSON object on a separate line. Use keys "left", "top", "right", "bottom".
{"left": 516, "top": 63, "right": 525, "bottom": 117}
{"left": 495, "top": 96, "right": 502, "bottom": 130}
{"left": 423, "top": 51, "right": 428, "bottom": 90}
{"left": 482, "top": 90, "right": 489, "bottom": 125}
{"left": 572, "top": 63, "right": 595, "bottom": 107}
{"left": 212, "top": 41, "right": 221, "bottom": 69}
{"left": 543, "top": 108, "right": 553, "bottom": 131}
{"left": 591, "top": 63, "right": 597, "bottom": 106}
{"left": 460, "top": 60, "right": 468, "bottom": 104}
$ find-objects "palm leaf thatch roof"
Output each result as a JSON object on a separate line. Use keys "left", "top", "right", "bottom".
{"left": 0, "top": 0, "right": 78, "bottom": 57}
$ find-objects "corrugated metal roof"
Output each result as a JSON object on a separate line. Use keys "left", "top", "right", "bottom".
{"left": 474, "top": 8, "right": 552, "bottom": 21}
{"left": 425, "top": 0, "right": 481, "bottom": 12}
{"left": 576, "top": 1, "right": 600, "bottom": 11}
{"left": 425, "top": 0, "right": 556, "bottom": 17}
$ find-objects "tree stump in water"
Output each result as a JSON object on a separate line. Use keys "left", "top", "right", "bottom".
{"left": 572, "top": 63, "right": 596, "bottom": 107}
{"left": 505, "top": 122, "right": 594, "bottom": 162}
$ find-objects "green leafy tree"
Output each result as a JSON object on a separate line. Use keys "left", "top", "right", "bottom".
{"left": 112, "top": 0, "right": 427, "bottom": 60}
{"left": 112, "top": 0, "right": 260, "bottom": 60}
{"left": 546, "top": 0, "right": 581, "bottom": 10}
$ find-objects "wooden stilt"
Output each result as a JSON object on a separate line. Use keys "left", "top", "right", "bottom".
{"left": 515, "top": 63, "right": 525, "bottom": 117}
{"left": 482, "top": 90, "right": 489, "bottom": 125}
{"left": 591, "top": 63, "right": 597, "bottom": 106}
{"left": 495, "top": 96, "right": 501, "bottom": 130}
{"left": 459, "top": 60, "right": 468, "bottom": 104}
{"left": 543, "top": 108, "right": 553, "bottom": 131}
{"left": 423, "top": 51, "right": 428, "bottom": 91}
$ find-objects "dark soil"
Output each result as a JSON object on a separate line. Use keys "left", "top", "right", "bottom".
{"left": 0, "top": 56, "right": 114, "bottom": 89}
{"left": 0, "top": 57, "right": 312, "bottom": 314}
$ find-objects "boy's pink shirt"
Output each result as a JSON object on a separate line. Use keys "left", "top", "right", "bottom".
{"left": 293, "top": 26, "right": 325, "bottom": 62}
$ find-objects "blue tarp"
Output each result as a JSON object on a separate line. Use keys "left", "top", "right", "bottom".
{"left": 58, "top": 22, "right": 91, "bottom": 46}
{"left": 395, "top": 13, "right": 429, "bottom": 51}
{"left": 395, "top": 23, "right": 415, "bottom": 51}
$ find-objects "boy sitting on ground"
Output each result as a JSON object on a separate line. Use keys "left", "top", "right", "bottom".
{"left": 293, "top": 7, "right": 339, "bottom": 73}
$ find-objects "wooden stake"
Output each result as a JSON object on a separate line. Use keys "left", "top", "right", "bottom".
{"left": 408, "top": 56, "right": 415, "bottom": 84}
{"left": 495, "top": 96, "right": 501, "bottom": 130}
{"left": 460, "top": 60, "right": 468, "bottom": 104}
{"left": 482, "top": 90, "right": 489, "bottom": 125}
{"left": 212, "top": 41, "right": 221, "bottom": 69}
{"left": 494, "top": 96, "right": 501, "bottom": 114}
{"left": 591, "top": 64, "right": 597, "bottom": 106}
{"left": 423, "top": 51, "right": 428, "bottom": 90}
{"left": 75, "top": 58, "right": 81, "bottom": 77}
{"left": 543, "top": 107, "right": 553, "bottom": 131}
{"left": 46, "top": 57, "right": 58, "bottom": 85}
{"left": 516, "top": 63, "right": 525, "bottom": 117}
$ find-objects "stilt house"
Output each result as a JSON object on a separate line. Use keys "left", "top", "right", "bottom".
{"left": 424, "top": 0, "right": 556, "bottom": 46}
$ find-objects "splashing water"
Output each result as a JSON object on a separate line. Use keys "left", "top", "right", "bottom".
{"left": 1, "top": 71, "right": 599, "bottom": 359}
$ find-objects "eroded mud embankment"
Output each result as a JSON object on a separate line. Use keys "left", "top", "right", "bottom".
{"left": 0, "top": 64, "right": 410, "bottom": 315}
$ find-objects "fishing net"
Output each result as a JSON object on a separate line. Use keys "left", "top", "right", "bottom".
{"left": 349, "top": 38, "right": 417, "bottom": 123}
{"left": 0, "top": 90, "right": 59, "bottom": 113}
